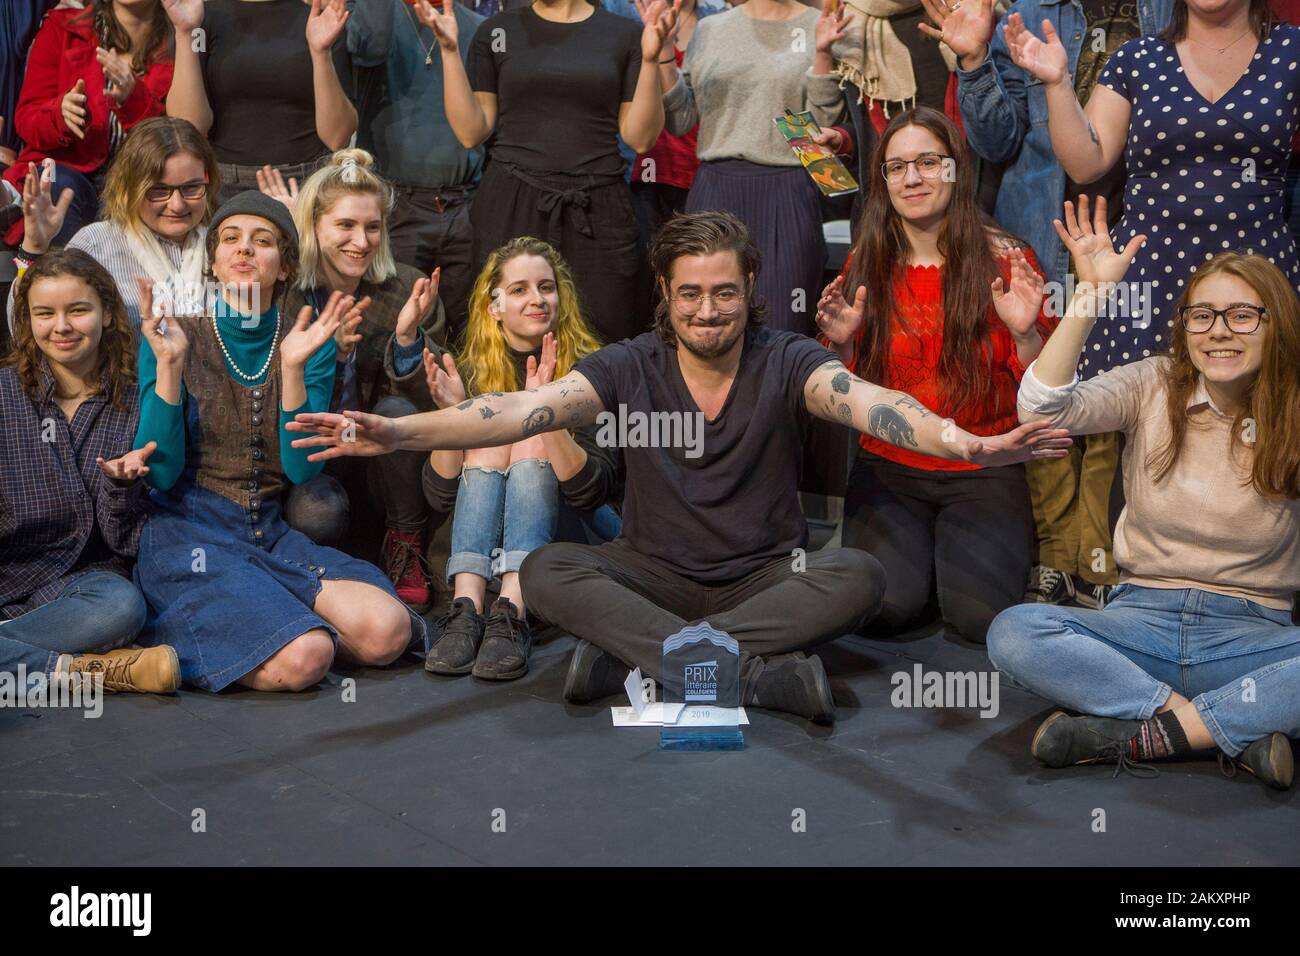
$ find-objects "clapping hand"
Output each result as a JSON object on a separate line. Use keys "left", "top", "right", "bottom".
{"left": 21, "top": 160, "right": 73, "bottom": 254}
{"left": 96, "top": 47, "right": 137, "bottom": 106}
{"left": 918, "top": 0, "right": 996, "bottom": 67}
{"left": 414, "top": 0, "right": 460, "bottom": 52}
{"left": 281, "top": 291, "right": 354, "bottom": 370}
{"left": 256, "top": 165, "right": 299, "bottom": 211}
{"left": 423, "top": 349, "right": 466, "bottom": 410}
{"left": 137, "top": 276, "right": 190, "bottom": 367}
{"left": 306, "top": 0, "right": 349, "bottom": 54}
{"left": 1053, "top": 195, "right": 1147, "bottom": 288}
{"left": 396, "top": 268, "right": 441, "bottom": 347}
{"left": 991, "top": 247, "right": 1046, "bottom": 338}
{"left": 814, "top": 275, "right": 867, "bottom": 345}
{"left": 1004, "top": 14, "right": 1069, "bottom": 87}
{"left": 524, "top": 332, "right": 557, "bottom": 390}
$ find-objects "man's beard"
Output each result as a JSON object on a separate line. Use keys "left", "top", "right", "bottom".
{"left": 677, "top": 317, "right": 745, "bottom": 359}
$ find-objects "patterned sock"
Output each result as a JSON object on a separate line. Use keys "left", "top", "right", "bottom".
{"left": 1128, "top": 712, "right": 1191, "bottom": 761}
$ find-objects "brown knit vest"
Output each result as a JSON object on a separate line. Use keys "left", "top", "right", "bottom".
{"left": 174, "top": 311, "right": 291, "bottom": 509}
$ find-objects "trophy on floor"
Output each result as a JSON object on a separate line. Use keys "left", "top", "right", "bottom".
{"left": 659, "top": 622, "right": 744, "bottom": 751}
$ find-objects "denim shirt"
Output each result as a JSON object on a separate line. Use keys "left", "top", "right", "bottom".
{"left": 956, "top": 0, "right": 1174, "bottom": 284}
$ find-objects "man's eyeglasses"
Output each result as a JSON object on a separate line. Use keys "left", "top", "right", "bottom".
{"left": 1178, "top": 305, "right": 1267, "bottom": 335}
{"left": 671, "top": 289, "right": 745, "bottom": 316}
{"left": 881, "top": 153, "right": 951, "bottom": 184}
{"left": 145, "top": 180, "right": 208, "bottom": 203}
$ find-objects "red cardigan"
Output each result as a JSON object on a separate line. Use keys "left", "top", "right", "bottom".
{"left": 3, "top": 5, "right": 173, "bottom": 244}
{"left": 831, "top": 247, "right": 1057, "bottom": 473}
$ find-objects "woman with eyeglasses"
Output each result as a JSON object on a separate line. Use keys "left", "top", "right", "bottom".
{"left": 987, "top": 197, "right": 1300, "bottom": 790}
{"left": 815, "top": 107, "right": 1057, "bottom": 644}
{"left": 9, "top": 117, "right": 219, "bottom": 332}
{"left": 1, "top": 0, "right": 175, "bottom": 250}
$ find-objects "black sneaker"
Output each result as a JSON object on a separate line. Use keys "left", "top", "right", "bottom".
{"left": 1025, "top": 565, "right": 1076, "bottom": 604}
{"left": 562, "top": 639, "right": 627, "bottom": 703}
{"left": 1220, "top": 733, "right": 1294, "bottom": 790}
{"left": 744, "top": 652, "right": 835, "bottom": 724}
{"left": 1072, "top": 578, "right": 1113, "bottom": 610}
{"left": 425, "top": 597, "right": 484, "bottom": 675}
{"left": 472, "top": 598, "right": 533, "bottom": 681}
{"left": 1030, "top": 711, "right": 1157, "bottom": 777}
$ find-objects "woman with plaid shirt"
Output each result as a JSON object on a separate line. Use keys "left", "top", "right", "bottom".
{"left": 0, "top": 249, "right": 180, "bottom": 694}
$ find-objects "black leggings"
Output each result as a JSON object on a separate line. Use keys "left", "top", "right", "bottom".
{"left": 842, "top": 452, "right": 1034, "bottom": 644}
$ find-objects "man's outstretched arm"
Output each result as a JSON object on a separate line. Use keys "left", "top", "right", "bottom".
{"left": 802, "top": 360, "right": 1072, "bottom": 467}
{"left": 288, "top": 371, "right": 606, "bottom": 461}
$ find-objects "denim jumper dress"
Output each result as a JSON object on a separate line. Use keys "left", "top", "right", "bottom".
{"left": 134, "top": 311, "right": 428, "bottom": 691}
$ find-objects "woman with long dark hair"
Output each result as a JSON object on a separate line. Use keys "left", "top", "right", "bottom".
{"left": 988, "top": 199, "right": 1300, "bottom": 790}
{"left": 1, "top": 0, "right": 174, "bottom": 249}
{"left": 816, "top": 106, "right": 1057, "bottom": 643}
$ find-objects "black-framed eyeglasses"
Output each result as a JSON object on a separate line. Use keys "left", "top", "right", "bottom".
{"left": 881, "top": 153, "right": 951, "bottom": 184}
{"left": 1178, "top": 304, "right": 1267, "bottom": 335}
{"left": 671, "top": 288, "right": 745, "bottom": 316}
{"left": 145, "top": 180, "right": 208, "bottom": 203}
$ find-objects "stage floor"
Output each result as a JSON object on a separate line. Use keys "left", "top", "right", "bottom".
{"left": 4, "top": 618, "right": 1295, "bottom": 867}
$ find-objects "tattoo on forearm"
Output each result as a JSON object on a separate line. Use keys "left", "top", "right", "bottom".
{"left": 892, "top": 394, "right": 933, "bottom": 418}
{"left": 836, "top": 403, "right": 854, "bottom": 424}
{"left": 455, "top": 399, "right": 474, "bottom": 411}
{"left": 522, "top": 406, "right": 557, "bottom": 437}
{"left": 1086, "top": 121, "right": 1099, "bottom": 146}
{"left": 831, "top": 371, "right": 851, "bottom": 394}
{"left": 867, "top": 404, "right": 919, "bottom": 448}
{"left": 479, "top": 406, "right": 497, "bottom": 419}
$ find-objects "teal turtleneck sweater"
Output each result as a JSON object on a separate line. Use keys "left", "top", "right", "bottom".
{"left": 135, "top": 298, "right": 337, "bottom": 492}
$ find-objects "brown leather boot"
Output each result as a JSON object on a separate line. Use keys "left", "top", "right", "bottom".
{"left": 63, "top": 646, "right": 181, "bottom": 694}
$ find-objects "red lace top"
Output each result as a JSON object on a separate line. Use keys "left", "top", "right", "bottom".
{"left": 834, "top": 248, "right": 1057, "bottom": 472}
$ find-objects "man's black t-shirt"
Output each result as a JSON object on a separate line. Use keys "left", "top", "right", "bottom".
{"left": 200, "top": 0, "right": 352, "bottom": 167}
{"left": 574, "top": 328, "right": 839, "bottom": 583}
{"left": 466, "top": 6, "right": 642, "bottom": 176}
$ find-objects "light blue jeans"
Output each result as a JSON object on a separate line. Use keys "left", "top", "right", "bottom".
{"left": 987, "top": 584, "right": 1300, "bottom": 756}
{"left": 448, "top": 460, "right": 560, "bottom": 581}
{"left": 0, "top": 572, "right": 148, "bottom": 674}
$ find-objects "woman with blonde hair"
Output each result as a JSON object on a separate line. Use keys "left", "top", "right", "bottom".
{"left": 987, "top": 196, "right": 1300, "bottom": 790}
{"left": 9, "top": 115, "right": 219, "bottom": 330}
{"left": 416, "top": 236, "right": 621, "bottom": 681}
{"left": 272, "top": 148, "right": 448, "bottom": 609}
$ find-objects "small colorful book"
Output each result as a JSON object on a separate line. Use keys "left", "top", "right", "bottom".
{"left": 773, "top": 109, "right": 859, "bottom": 198}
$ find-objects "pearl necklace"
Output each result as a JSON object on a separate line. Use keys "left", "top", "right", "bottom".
{"left": 210, "top": 310, "right": 281, "bottom": 383}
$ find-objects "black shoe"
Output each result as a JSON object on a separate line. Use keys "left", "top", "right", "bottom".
{"left": 1025, "top": 565, "right": 1076, "bottom": 604}
{"left": 562, "top": 639, "right": 627, "bottom": 703}
{"left": 1030, "top": 711, "right": 1157, "bottom": 777}
{"left": 744, "top": 652, "right": 835, "bottom": 724}
{"left": 472, "top": 598, "right": 533, "bottom": 681}
{"left": 425, "top": 597, "right": 484, "bottom": 675}
{"left": 1220, "top": 733, "right": 1294, "bottom": 790}
{"left": 1071, "top": 578, "right": 1113, "bottom": 610}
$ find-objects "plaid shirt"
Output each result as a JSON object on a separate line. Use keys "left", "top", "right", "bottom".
{"left": 0, "top": 363, "right": 146, "bottom": 620}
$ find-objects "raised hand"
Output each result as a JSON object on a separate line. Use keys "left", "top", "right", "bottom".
{"left": 287, "top": 409, "right": 402, "bottom": 461}
{"left": 991, "top": 247, "right": 1046, "bottom": 338}
{"left": 21, "top": 161, "right": 74, "bottom": 254}
{"left": 964, "top": 419, "right": 1073, "bottom": 466}
{"left": 1004, "top": 14, "right": 1069, "bottom": 87}
{"left": 525, "top": 332, "right": 557, "bottom": 390}
{"left": 96, "top": 441, "right": 157, "bottom": 482}
{"left": 281, "top": 292, "right": 353, "bottom": 370}
{"left": 1053, "top": 195, "right": 1147, "bottom": 288}
{"left": 423, "top": 349, "right": 466, "bottom": 410}
{"left": 814, "top": 275, "right": 867, "bottom": 346}
{"left": 306, "top": 0, "right": 349, "bottom": 54}
{"left": 161, "top": 0, "right": 205, "bottom": 33}
{"left": 396, "top": 268, "right": 441, "bottom": 347}
{"left": 96, "top": 47, "right": 136, "bottom": 106}
{"left": 815, "top": 0, "right": 849, "bottom": 55}
{"left": 636, "top": 0, "right": 681, "bottom": 63}
{"left": 61, "top": 80, "right": 88, "bottom": 140}
{"left": 414, "top": 0, "right": 460, "bottom": 52}
{"left": 335, "top": 294, "right": 369, "bottom": 360}
{"left": 256, "top": 165, "right": 299, "bottom": 211}
{"left": 137, "top": 276, "right": 190, "bottom": 367}
{"left": 918, "top": 0, "right": 995, "bottom": 65}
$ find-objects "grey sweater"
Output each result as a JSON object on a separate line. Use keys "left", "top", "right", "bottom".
{"left": 663, "top": 6, "right": 845, "bottom": 167}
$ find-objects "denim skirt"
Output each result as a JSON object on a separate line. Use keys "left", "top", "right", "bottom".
{"left": 135, "top": 483, "right": 427, "bottom": 692}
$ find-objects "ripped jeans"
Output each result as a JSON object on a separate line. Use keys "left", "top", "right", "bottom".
{"left": 448, "top": 459, "right": 559, "bottom": 581}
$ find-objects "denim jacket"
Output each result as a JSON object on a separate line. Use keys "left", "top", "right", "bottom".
{"left": 956, "top": 0, "right": 1174, "bottom": 284}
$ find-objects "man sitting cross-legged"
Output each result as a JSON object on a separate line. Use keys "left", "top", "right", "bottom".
{"left": 289, "top": 211, "right": 1070, "bottom": 723}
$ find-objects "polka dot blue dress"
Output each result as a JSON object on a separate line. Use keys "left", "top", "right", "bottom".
{"left": 1086, "top": 24, "right": 1300, "bottom": 376}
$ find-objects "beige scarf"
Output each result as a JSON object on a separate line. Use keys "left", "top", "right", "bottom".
{"left": 832, "top": 0, "right": 1005, "bottom": 115}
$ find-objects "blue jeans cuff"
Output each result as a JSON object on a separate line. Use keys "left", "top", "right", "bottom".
{"left": 498, "top": 549, "right": 532, "bottom": 575}
{"left": 447, "top": 551, "right": 495, "bottom": 582}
